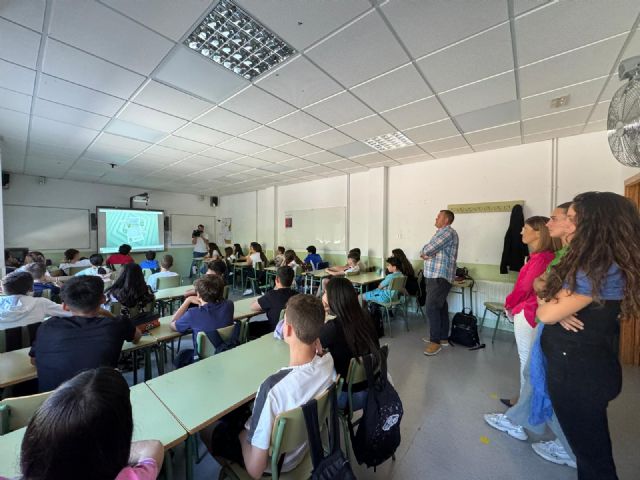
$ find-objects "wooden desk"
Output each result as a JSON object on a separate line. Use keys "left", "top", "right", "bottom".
{"left": 0, "top": 348, "right": 36, "bottom": 389}
{"left": 233, "top": 296, "right": 262, "bottom": 320}
{"left": 347, "top": 272, "right": 385, "bottom": 293}
{"left": 0, "top": 383, "right": 189, "bottom": 479}
{"left": 146, "top": 334, "right": 289, "bottom": 435}
{"left": 155, "top": 285, "right": 192, "bottom": 301}
{"left": 232, "top": 262, "right": 251, "bottom": 291}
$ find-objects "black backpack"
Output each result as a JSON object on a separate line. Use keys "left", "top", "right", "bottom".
{"left": 366, "top": 303, "right": 385, "bottom": 338}
{"left": 348, "top": 347, "right": 403, "bottom": 469}
{"left": 302, "top": 384, "right": 356, "bottom": 480}
{"left": 206, "top": 320, "right": 242, "bottom": 354}
{"left": 448, "top": 308, "right": 485, "bottom": 350}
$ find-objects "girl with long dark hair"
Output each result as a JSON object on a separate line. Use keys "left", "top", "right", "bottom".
{"left": 391, "top": 248, "right": 417, "bottom": 294}
{"left": 537, "top": 192, "right": 640, "bottom": 479}
{"left": 107, "top": 263, "right": 155, "bottom": 309}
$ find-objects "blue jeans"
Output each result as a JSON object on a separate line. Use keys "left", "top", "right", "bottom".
{"left": 338, "top": 390, "right": 368, "bottom": 411}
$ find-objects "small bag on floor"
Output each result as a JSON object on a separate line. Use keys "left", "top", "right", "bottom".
{"left": 449, "top": 308, "right": 485, "bottom": 350}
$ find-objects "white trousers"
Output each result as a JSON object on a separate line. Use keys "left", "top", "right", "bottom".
{"left": 513, "top": 310, "right": 537, "bottom": 396}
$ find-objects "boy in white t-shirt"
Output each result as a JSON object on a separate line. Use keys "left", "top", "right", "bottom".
{"left": 146, "top": 255, "right": 179, "bottom": 292}
{"left": 0, "top": 271, "right": 70, "bottom": 330}
{"left": 202, "top": 294, "right": 336, "bottom": 477}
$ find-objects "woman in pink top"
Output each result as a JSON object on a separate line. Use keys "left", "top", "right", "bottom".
{"left": 503, "top": 216, "right": 558, "bottom": 405}
{"left": 19, "top": 367, "right": 163, "bottom": 480}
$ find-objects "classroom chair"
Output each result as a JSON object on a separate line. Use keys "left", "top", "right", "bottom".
{"left": 66, "top": 266, "right": 86, "bottom": 276}
{"left": 247, "top": 263, "right": 268, "bottom": 295}
{"left": 368, "top": 275, "right": 409, "bottom": 336}
{"left": 0, "top": 391, "right": 52, "bottom": 434}
{"left": 195, "top": 324, "right": 236, "bottom": 360}
{"left": 217, "top": 383, "right": 336, "bottom": 480}
{"left": 223, "top": 284, "right": 230, "bottom": 300}
{"left": 480, "top": 302, "right": 510, "bottom": 344}
{"left": 0, "top": 323, "right": 41, "bottom": 353}
{"left": 142, "top": 268, "right": 153, "bottom": 280}
{"left": 156, "top": 275, "right": 181, "bottom": 290}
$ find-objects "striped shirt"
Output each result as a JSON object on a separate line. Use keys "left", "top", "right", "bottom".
{"left": 421, "top": 225, "right": 459, "bottom": 283}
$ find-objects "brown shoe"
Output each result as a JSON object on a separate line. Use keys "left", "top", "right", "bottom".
{"left": 424, "top": 342, "right": 442, "bottom": 356}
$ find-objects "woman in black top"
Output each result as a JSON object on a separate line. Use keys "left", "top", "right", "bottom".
{"left": 106, "top": 263, "right": 155, "bottom": 310}
{"left": 320, "top": 277, "right": 379, "bottom": 409}
{"left": 391, "top": 248, "right": 418, "bottom": 295}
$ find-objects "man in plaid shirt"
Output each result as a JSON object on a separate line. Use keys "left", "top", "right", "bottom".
{"left": 421, "top": 209, "right": 459, "bottom": 356}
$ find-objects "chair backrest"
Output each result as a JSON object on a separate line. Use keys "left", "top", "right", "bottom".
{"left": 269, "top": 384, "right": 334, "bottom": 479}
{"left": 142, "top": 268, "right": 153, "bottom": 280}
{"left": 254, "top": 262, "right": 264, "bottom": 271}
{"left": 345, "top": 346, "right": 387, "bottom": 414}
{"left": 0, "top": 391, "right": 52, "bottom": 434}
{"left": 67, "top": 266, "right": 86, "bottom": 276}
{"left": 39, "top": 288, "right": 52, "bottom": 300}
{"left": 0, "top": 322, "right": 41, "bottom": 353}
{"left": 389, "top": 274, "right": 408, "bottom": 292}
{"left": 222, "top": 285, "right": 230, "bottom": 300}
{"left": 196, "top": 323, "right": 236, "bottom": 359}
{"left": 156, "top": 275, "right": 181, "bottom": 290}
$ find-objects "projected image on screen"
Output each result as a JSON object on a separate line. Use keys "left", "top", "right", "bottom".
{"left": 97, "top": 208, "right": 164, "bottom": 254}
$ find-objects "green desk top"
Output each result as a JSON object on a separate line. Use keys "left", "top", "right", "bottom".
{"left": 233, "top": 296, "right": 262, "bottom": 320}
{"left": 155, "top": 285, "right": 192, "bottom": 301}
{"left": 0, "top": 348, "right": 36, "bottom": 389}
{"left": 453, "top": 279, "right": 474, "bottom": 288}
{"left": 233, "top": 262, "right": 250, "bottom": 268}
{"left": 347, "top": 272, "right": 384, "bottom": 285}
{"left": 0, "top": 384, "right": 189, "bottom": 479}
{"left": 122, "top": 333, "right": 157, "bottom": 353}
{"left": 146, "top": 334, "right": 289, "bottom": 434}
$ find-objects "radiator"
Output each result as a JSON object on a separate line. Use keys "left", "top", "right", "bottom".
{"left": 447, "top": 280, "right": 515, "bottom": 331}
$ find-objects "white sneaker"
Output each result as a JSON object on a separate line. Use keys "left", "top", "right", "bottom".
{"left": 532, "top": 440, "right": 577, "bottom": 468}
{"left": 242, "top": 288, "right": 253, "bottom": 296}
{"left": 483, "top": 413, "right": 528, "bottom": 441}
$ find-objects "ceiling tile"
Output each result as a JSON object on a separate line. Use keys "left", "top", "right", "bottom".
{"left": 304, "top": 164, "right": 338, "bottom": 175}
{"left": 174, "top": 123, "right": 232, "bottom": 145}
{"left": 118, "top": 103, "right": 187, "bottom": 132}
{"left": 126, "top": 153, "right": 177, "bottom": 167}
{"left": 302, "top": 150, "right": 342, "bottom": 164}
{"left": 269, "top": 110, "right": 328, "bottom": 138}
{"left": 256, "top": 56, "right": 342, "bottom": 108}
{"left": 518, "top": 35, "right": 626, "bottom": 97}
{"left": 524, "top": 125, "right": 584, "bottom": 143}
{"left": 102, "top": 0, "right": 210, "bottom": 41}
{"left": 235, "top": 0, "right": 370, "bottom": 50}
{"left": 0, "top": 17, "right": 41, "bottom": 69}
{"left": 420, "top": 135, "right": 468, "bottom": 153}
{"left": 33, "top": 98, "right": 110, "bottom": 130}
{"left": 154, "top": 47, "right": 249, "bottom": 104}
{"left": 417, "top": 23, "right": 513, "bottom": 93}
{"left": 256, "top": 163, "right": 292, "bottom": 173}
{"left": 381, "top": 0, "right": 508, "bottom": 58}
{"left": 343, "top": 165, "right": 369, "bottom": 173}
{"left": 104, "top": 119, "right": 167, "bottom": 143}
{"left": 515, "top": 0, "right": 639, "bottom": 65}
{"left": 381, "top": 97, "right": 447, "bottom": 130}
{"left": 0, "top": 87, "right": 31, "bottom": 114}
{"left": 220, "top": 86, "right": 297, "bottom": 124}
{"left": 132, "top": 80, "right": 214, "bottom": 120}
{"left": 401, "top": 119, "right": 460, "bottom": 143}
{"left": 188, "top": 155, "right": 227, "bottom": 168}
{"left": 330, "top": 141, "right": 374, "bottom": 158}
{"left": 439, "top": 71, "right": 517, "bottom": 116}
{"left": 239, "top": 126, "right": 295, "bottom": 148}
{"left": 383, "top": 145, "right": 426, "bottom": 160}
{"left": 234, "top": 157, "right": 273, "bottom": 168}
{"left": 86, "top": 133, "right": 151, "bottom": 164}
{"left": 472, "top": 136, "right": 522, "bottom": 151}
{"left": 306, "top": 11, "right": 409, "bottom": 88}
{"left": 455, "top": 100, "right": 521, "bottom": 132}
{"left": 143, "top": 144, "right": 187, "bottom": 159}
{"left": 196, "top": 107, "right": 260, "bottom": 135}
{"left": 30, "top": 116, "right": 98, "bottom": 150}
{"left": 0, "top": 58, "right": 35, "bottom": 95}
{"left": 38, "top": 74, "right": 125, "bottom": 117}
{"left": 199, "top": 146, "right": 245, "bottom": 161}
{"left": 217, "top": 137, "right": 266, "bottom": 155}
{"left": 216, "top": 162, "right": 247, "bottom": 174}
{"left": 431, "top": 145, "right": 474, "bottom": 158}
{"left": 465, "top": 122, "right": 521, "bottom": 145}
{"left": 277, "top": 157, "right": 316, "bottom": 170}
{"left": 43, "top": 40, "right": 145, "bottom": 98}
{"left": 521, "top": 77, "right": 607, "bottom": 119}
{"left": 28, "top": 141, "right": 88, "bottom": 159}
{"left": 337, "top": 115, "right": 394, "bottom": 140}
{"left": 0, "top": 0, "right": 45, "bottom": 31}
{"left": 582, "top": 119, "right": 607, "bottom": 134}
{"left": 304, "top": 129, "right": 353, "bottom": 149}
{"left": 351, "top": 64, "right": 433, "bottom": 112}
{"left": 251, "top": 149, "right": 292, "bottom": 162}
{"left": 157, "top": 135, "right": 209, "bottom": 153}
{"left": 523, "top": 105, "right": 593, "bottom": 135}
{"left": 589, "top": 100, "right": 610, "bottom": 123}
{"left": 395, "top": 153, "right": 433, "bottom": 165}
{"left": 49, "top": 0, "right": 173, "bottom": 75}
{"left": 513, "top": 0, "right": 551, "bottom": 16}
{"left": 304, "top": 91, "right": 374, "bottom": 126}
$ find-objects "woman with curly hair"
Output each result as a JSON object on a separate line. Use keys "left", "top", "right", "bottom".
{"left": 537, "top": 191, "right": 640, "bottom": 480}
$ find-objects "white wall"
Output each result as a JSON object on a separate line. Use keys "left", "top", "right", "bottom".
{"left": 2, "top": 173, "right": 217, "bottom": 252}
{"left": 215, "top": 190, "right": 256, "bottom": 249}
{"left": 349, "top": 171, "right": 370, "bottom": 254}
{"left": 257, "top": 186, "right": 275, "bottom": 251}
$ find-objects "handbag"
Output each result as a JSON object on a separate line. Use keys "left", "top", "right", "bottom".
{"left": 131, "top": 310, "right": 160, "bottom": 333}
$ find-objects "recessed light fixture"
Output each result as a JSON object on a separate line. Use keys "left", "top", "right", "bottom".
{"left": 184, "top": 0, "right": 296, "bottom": 80}
{"left": 363, "top": 131, "right": 414, "bottom": 151}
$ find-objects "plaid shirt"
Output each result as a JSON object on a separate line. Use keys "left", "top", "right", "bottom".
{"left": 421, "top": 225, "right": 459, "bottom": 282}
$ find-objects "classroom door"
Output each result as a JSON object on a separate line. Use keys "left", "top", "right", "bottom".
{"left": 622, "top": 175, "right": 640, "bottom": 366}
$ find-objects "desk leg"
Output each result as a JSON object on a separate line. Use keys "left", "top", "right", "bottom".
{"left": 162, "top": 450, "right": 174, "bottom": 480}
{"left": 132, "top": 350, "right": 138, "bottom": 385}
{"left": 144, "top": 349, "right": 152, "bottom": 381}
{"left": 185, "top": 436, "right": 195, "bottom": 480}
{"left": 157, "top": 345, "right": 165, "bottom": 376}
{"left": 461, "top": 287, "right": 466, "bottom": 310}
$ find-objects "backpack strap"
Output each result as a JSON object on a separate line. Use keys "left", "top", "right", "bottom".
{"left": 302, "top": 398, "right": 325, "bottom": 468}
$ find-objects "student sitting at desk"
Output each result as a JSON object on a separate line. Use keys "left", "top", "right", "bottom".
{"left": 17, "top": 251, "right": 54, "bottom": 282}
{"left": 107, "top": 244, "right": 135, "bottom": 269}
{"left": 170, "top": 275, "right": 233, "bottom": 357}
{"left": 303, "top": 245, "right": 323, "bottom": 270}
{"left": 362, "top": 257, "right": 403, "bottom": 304}
{"left": 107, "top": 264, "right": 155, "bottom": 312}
{"left": 140, "top": 250, "right": 160, "bottom": 272}
{"left": 19, "top": 367, "right": 164, "bottom": 480}
{"left": 75, "top": 253, "right": 108, "bottom": 277}
{"left": 184, "top": 260, "right": 227, "bottom": 297}
{"left": 202, "top": 294, "right": 335, "bottom": 478}
{"left": 249, "top": 266, "right": 298, "bottom": 337}
{"left": 146, "top": 255, "right": 179, "bottom": 292}
{"left": 233, "top": 243, "right": 245, "bottom": 261}
{"left": 326, "top": 251, "right": 361, "bottom": 277}
{"left": 24, "top": 262, "right": 61, "bottom": 299}
{"left": 0, "top": 271, "right": 69, "bottom": 330}
{"left": 30, "top": 276, "right": 140, "bottom": 392}
{"left": 59, "top": 248, "right": 92, "bottom": 275}
{"left": 273, "top": 246, "right": 286, "bottom": 267}
{"left": 242, "top": 243, "right": 269, "bottom": 296}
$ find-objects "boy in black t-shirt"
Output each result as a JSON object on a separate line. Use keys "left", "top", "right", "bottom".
{"left": 29, "top": 276, "right": 140, "bottom": 392}
{"left": 249, "top": 266, "right": 298, "bottom": 337}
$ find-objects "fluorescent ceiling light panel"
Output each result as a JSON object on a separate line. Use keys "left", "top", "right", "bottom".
{"left": 363, "top": 131, "right": 414, "bottom": 151}
{"left": 184, "top": 0, "right": 295, "bottom": 80}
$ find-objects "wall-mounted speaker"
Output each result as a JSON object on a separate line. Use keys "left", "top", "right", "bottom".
{"left": 90, "top": 213, "right": 97, "bottom": 231}
{"left": 164, "top": 216, "right": 171, "bottom": 231}
{"left": 2, "top": 172, "right": 9, "bottom": 188}
{"left": 210, "top": 196, "right": 219, "bottom": 207}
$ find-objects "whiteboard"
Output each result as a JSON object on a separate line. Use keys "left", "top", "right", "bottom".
{"left": 170, "top": 214, "right": 216, "bottom": 246}
{"left": 4, "top": 205, "right": 90, "bottom": 250}
{"left": 282, "top": 207, "right": 346, "bottom": 253}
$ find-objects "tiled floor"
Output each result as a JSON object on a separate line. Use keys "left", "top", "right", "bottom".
{"left": 129, "top": 303, "right": 640, "bottom": 480}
